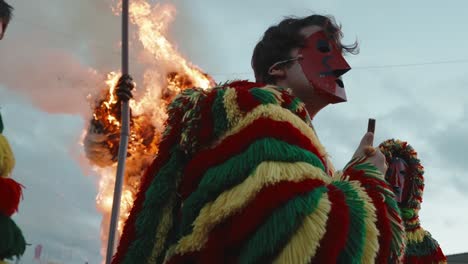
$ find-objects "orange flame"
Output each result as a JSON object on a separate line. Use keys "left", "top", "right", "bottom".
{"left": 85, "top": 0, "right": 214, "bottom": 261}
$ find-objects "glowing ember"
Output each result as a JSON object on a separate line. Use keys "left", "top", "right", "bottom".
{"left": 83, "top": 0, "right": 214, "bottom": 260}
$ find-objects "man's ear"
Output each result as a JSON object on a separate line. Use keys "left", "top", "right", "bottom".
{"left": 268, "top": 67, "right": 286, "bottom": 79}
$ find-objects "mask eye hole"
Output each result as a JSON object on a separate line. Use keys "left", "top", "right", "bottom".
{"left": 317, "top": 39, "right": 331, "bottom": 53}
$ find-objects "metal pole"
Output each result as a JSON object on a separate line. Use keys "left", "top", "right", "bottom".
{"left": 105, "top": 0, "right": 130, "bottom": 263}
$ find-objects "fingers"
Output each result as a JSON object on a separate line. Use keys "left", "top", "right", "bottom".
{"left": 116, "top": 74, "right": 135, "bottom": 102}
{"left": 364, "top": 146, "right": 376, "bottom": 156}
{"left": 360, "top": 132, "right": 374, "bottom": 147}
{"left": 353, "top": 132, "right": 375, "bottom": 159}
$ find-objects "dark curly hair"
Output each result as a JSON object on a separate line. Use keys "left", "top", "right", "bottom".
{"left": 252, "top": 14, "right": 358, "bottom": 84}
{"left": 0, "top": 0, "right": 13, "bottom": 32}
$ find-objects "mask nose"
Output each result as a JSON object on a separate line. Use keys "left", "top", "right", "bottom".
{"left": 333, "top": 68, "right": 350, "bottom": 78}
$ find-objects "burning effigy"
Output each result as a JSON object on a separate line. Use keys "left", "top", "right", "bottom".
{"left": 82, "top": 0, "right": 213, "bottom": 257}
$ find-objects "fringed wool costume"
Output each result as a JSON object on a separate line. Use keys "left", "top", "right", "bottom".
{"left": 112, "top": 81, "right": 405, "bottom": 264}
{"left": 379, "top": 139, "right": 446, "bottom": 264}
{"left": 0, "top": 114, "right": 26, "bottom": 263}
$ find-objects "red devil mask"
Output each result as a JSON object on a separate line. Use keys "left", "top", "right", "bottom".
{"left": 298, "top": 31, "right": 351, "bottom": 103}
{"left": 386, "top": 157, "right": 410, "bottom": 204}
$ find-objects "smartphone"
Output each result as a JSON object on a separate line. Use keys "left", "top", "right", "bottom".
{"left": 368, "top": 118, "right": 376, "bottom": 134}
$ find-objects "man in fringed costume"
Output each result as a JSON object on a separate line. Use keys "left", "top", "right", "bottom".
{"left": 0, "top": 113, "right": 26, "bottom": 264}
{"left": 112, "top": 15, "right": 406, "bottom": 263}
{"left": 0, "top": 0, "right": 13, "bottom": 40}
{"left": 379, "top": 139, "right": 446, "bottom": 264}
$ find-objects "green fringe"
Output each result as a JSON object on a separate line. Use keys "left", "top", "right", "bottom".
{"left": 352, "top": 163, "right": 384, "bottom": 181}
{"left": 180, "top": 138, "right": 326, "bottom": 237}
{"left": 349, "top": 159, "right": 406, "bottom": 258}
{"left": 401, "top": 208, "right": 415, "bottom": 220}
{"left": 287, "top": 97, "right": 302, "bottom": 112}
{"left": 123, "top": 148, "right": 185, "bottom": 264}
{"left": 238, "top": 186, "right": 328, "bottom": 264}
{"left": 333, "top": 181, "right": 367, "bottom": 264}
{"left": 250, "top": 88, "right": 279, "bottom": 105}
{"left": 0, "top": 214, "right": 26, "bottom": 260}
{"left": 406, "top": 231, "right": 440, "bottom": 256}
{"left": 212, "top": 89, "right": 228, "bottom": 138}
{"left": 384, "top": 193, "right": 405, "bottom": 258}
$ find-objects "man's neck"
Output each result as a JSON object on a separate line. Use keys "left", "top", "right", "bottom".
{"left": 274, "top": 81, "right": 328, "bottom": 120}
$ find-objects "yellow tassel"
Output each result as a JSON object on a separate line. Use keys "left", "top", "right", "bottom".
{"left": 223, "top": 88, "right": 243, "bottom": 128}
{"left": 273, "top": 193, "right": 331, "bottom": 264}
{"left": 214, "top": 103, "right": 328, "bottom": 160}
{"left": 348, "top": 181, "right": 380, "bottom": 264}
{"left": 175, "top": 161, "right": 330, "bottom": 254}
{"left": 147, "top": 195, "right": 176, "bottom": 264}
{"left": 0, "top": 134, "right": 15, "bottom": 178}
{"left": 406, "top": 227, "right": 426, "bottom": 243}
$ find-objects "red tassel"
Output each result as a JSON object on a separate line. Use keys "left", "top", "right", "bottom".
{"left": 228, "top": 81, "right": 263, "bottom": 91}
{"left": 197, "top": 90, "right": 217, "bottom": 145}
{"left": 0, "top": 177, "right": 23, "bottom": 217}
{"left": 180, "top": 118, "right": 326, "bottom": 199}
{"left": 167, "top": 180, "right": 325, "bottom": 263}
{"left": 404, "top": 246, "right": 447, "bottom": 264}
{"left": 236, "top": 88, "right": 262, "bottom": 113}
{"left": 197, "top": 179, "right": 325, "bottom": 262}
{"left": 112, "top": 106, "right": 186, "bottom": 264}
{"left": 312, "top": 185, "right": 350, "bottom": 263}
{"left": 344, "top": 168, "right": 394, "bottom": 263}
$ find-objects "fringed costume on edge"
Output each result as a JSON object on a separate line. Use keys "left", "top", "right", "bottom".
{"left": 112, "top": 81, "right": 405, "bottom": 264}
{"left": 0, "top": 113, "right": 26, "bottom": 263}
{"left": 380, "top": 139, "right": 446, "bottom": 264}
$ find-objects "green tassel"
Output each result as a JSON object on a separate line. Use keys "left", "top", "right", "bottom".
{"left": 406, "top": 231, "right": 440, "bottom": 256}
{"left": 0, "top": 213, "right": 26, "bottom": 260}
{"left": 333, "top": 181, "right": 367, "bottom": 264}
{"left": 123, "top": 148, "right": 185, "bottom": 264}
{"left": 212, "top": 89, "right": 228, "bottom": 138}
{"left": 239, "top": 187, "right": 328, "bottom": 264}
{"left": 180, "top": 138, "right": 325, "bottom": 237}
{"left": 287, "top": 97, "right": 302, "bottom": 112}
{"left": 401, "top": 208, "right": 415, "bottom": 220}
{"left": 250, "top": 88, "right": 279, "bottom": 105}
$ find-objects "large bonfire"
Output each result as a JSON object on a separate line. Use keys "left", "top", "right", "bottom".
{"left": 83, "top": 0, "right": 214, "bottom": 258}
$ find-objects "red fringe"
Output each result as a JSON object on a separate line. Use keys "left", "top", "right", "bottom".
{"left": 112, "top": 108, "right": 185, "bottom": 264}
{"left": 228, "top": 80, "right": 263, "bottom": 91}
{"left": 180, "top": 118, "right": 326, "bottom": 199}
{"left": 344, "top": 168, "right": 394, "bottom": 263}
{"left": 311, "top": 185, "right": 350, "bottom": 263}
{"left": 236, "top": 87, "right": 262, "bottom": 112}
{"left": 404, "top": 246, "right": 447, "bottom": 264}
{"left": 197, "top": 90, "right": 217, "bottom": 146}
{"left": 0, "top": 177, "right": 23, "bottom": 217}
{"left": 197, "top": 179, "right": 326, "bottom": 262}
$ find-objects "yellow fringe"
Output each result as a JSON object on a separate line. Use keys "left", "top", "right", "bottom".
{"left": 214, "top": 103, "right": 328, "bottom": 161}
{"left": 405, "top": 212, "right": 420, "bottom": 226}
{"left": 273, "top": 193, "right": 331, "bottom": 264}
{"left": 161, "top": 244, "right": 177, "bottom": 264}
{"left": 147, "top": 195, "right": 176, "bottom": 264}
{"left": 326, "top": 157, "right": 336, "bottom": 175}
{"left": 0, "top": 134, "right": 15, "bottom": 178}
{"left": 174, "top": 161, "right": 330, "bottom": 254}
{"left": 223, "top": 88, "right": 243, "bottom": 128}
{"left": 259, "top": 85, "right": 286, "bottom": 104}
{"left": 348, "top": 180, "right": 380, "bottom": 264}
{"left": 406, "top": 227, "right": 426, "bottom": 243}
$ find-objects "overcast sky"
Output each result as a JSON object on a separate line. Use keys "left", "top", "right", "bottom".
{"left": 1, "top": 0, "right": 467, "bottom": 263}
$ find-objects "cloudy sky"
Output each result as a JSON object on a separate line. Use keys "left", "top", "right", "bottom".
{"left": 1, "top": 0, "right": 467, "bottom": 263}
